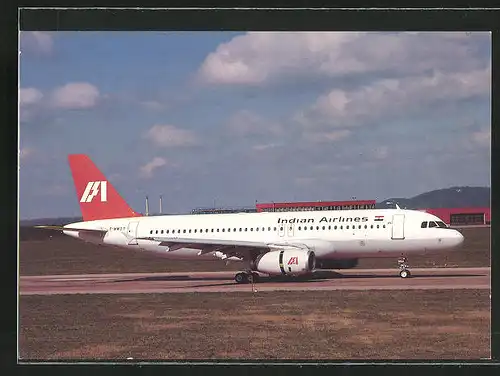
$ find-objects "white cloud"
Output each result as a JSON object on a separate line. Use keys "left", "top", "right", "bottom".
{"left": 296, "top": 66, "right": 491, "bottom": 129}
{"left": 20, "top": 31, "right": 54, "bottom": 55}
{"left": 471, "top": 129, "right": 490, "bottom": 148}
{"left": 226, "top": 110, "right": 282, "bottom": 136}
{"left": 19, "top": 88, "right": 43, "bottom": 107}
{"left": 144, "top": 125, "right": 198, "bottom": 148}
{"left": 373, "top": 146, "right": 389, "bottom": 160}
{"left": 303, "top": 129, "right": 351, "bottom": 143}
{"left": 108, "top": 173, "right": 122, "bottom": 182}
{"left": 19, "top": 147, "right": 35, "bottom": 161}
{"left": 139, "top": 157, "right": 169, "bottom": 178}
{"left": 198, "top": 32, "right": 489, "bottom": 86}
{"left": 252, "top": 143, "right": 282, "bottom": 151}
{"left": 141, "top": 100, "right": 167, "bottom": 111}
{"left": 50, "top": 82, "right": 100, "bottom": 110}
{"left": 295, "top": 177, "right": 316, "bottom": 186}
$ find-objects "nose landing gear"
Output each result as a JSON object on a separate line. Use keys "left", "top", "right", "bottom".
{"left": 398, "top": 256, "right": 411, "bottom": 278}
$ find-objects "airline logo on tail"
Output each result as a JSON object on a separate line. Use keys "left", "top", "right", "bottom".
{"left": 80, "top": 181, "right": 108, "bottom": 203}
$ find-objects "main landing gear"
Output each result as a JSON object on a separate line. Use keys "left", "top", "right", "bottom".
{"left": 234, "top": 271, "right": 260, "bottom": 284}
{"left": 398, "top": 256, "right": 411, "bottom": 278}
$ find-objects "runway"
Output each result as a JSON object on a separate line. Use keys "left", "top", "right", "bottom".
{"left": 19, "top": 267, "right": 490, "bottom": 295}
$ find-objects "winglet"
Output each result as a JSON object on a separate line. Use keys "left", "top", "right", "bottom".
{"left": 68, "top": 154, "right": 142, "bottom": 221}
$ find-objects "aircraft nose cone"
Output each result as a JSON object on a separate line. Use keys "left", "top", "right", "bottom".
{"left": 452, "top": 230, "right": 464, "bottom": 247}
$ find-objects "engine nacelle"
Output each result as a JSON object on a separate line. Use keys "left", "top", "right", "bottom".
{"left": 315, "top": 258, "right": 359, "bottom": 270}
{"left": 255, "top": 250, "right": 316, "bottom": 276}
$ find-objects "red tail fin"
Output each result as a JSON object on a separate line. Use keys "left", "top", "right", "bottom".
{"left": 68, "top": 154, "right": 142, "bottom": 221}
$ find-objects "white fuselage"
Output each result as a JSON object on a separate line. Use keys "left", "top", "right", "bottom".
{"left": 63, "top": 209, "right": 464, "bottom": 262}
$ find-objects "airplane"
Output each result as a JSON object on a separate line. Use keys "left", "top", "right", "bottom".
{"left": 36, "top": 154, "right": 465, "bottom": 284}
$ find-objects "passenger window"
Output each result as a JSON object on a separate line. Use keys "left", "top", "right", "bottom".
{"left": 358, "top": 225, "right": 361, "bottom": 229}
{"left": 250, "top": 228, "right": 253, "bottom": 231}
{"left": 217, "top": 229, "right": 220, "bottom": 232}
{"left": 328, "top": 226, "right": 331, "bottom": 230}
{"left": 370, "top": 225, "right": 373, "bottom": 229}
{"left": 377, "top": 225, "right": 379, "bottom": 229}
{"left": 322, "top": 226, "right": 325, "bottom": 230}
{"left": 194, "top": 229, "right": 197, "bottom": 233}
{"left": 262, "top": 227, "right": 265, "bottom": 231}
{"left": 364, "top": 225, "right": 367, "bottom": 229}
{"left": 161, "top": 230, "right": 164, "bottom": 234}
{"left": 150, "top": 230, "right": 153, "bottom": 234}
{"left": 298, "top": 226, "right": 302, "bottom": 230}
{"left": 274, "top": 227, "right": 277, "bottom": 231}
{"left": 383, "top": 225, "right": 386, "bottom": 228}
{"left": 334, "top": 225, "right": 337, "bottom": 230}
{"left": 421, "top": 221, "right": 428, "bottom": 228}
{"left": 340, "top": 225, "right": 343, "bottom": 229}
{"left": 268, "top": 227, "right": 271, "bottom": 231}
{"left": 346, "top": 225, "right": 350, "bottom": 229}
{"left": 245, "top": 228, "right": 248, "bottom": 231}
{"left": 234, "top": 228, "right": 237, "bottom": 232}
{"left": 310, "top": 226, "right": 314, "bottom": 230}
{"left": 155, "top": 230, "right": 158, "bottom": 234}
{"left": 189, "top": 229, "right": 192, "bottom": 233}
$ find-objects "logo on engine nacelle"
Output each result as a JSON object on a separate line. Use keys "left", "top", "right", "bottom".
{"left": 287, "top": 256, "right": 299, "bottom": 265}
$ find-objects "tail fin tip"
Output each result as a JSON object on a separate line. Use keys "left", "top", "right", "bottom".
{"left": 67, "top": 154, "right": 141, "bottom": 221}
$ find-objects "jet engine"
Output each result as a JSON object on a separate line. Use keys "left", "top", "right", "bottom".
{"left": 254, "top": 250, "right": 316, "bottom": 276}
{"left": 315, "top": 258, "right": 359, "bottom": 270}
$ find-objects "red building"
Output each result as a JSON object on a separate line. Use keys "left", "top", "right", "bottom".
{"left": 255, "top": 200, "right": 490, "bottom": 226}
{"left": 420, "top": 207, "right": 490, "bottom": 226}
{"left": 256, "top": 200, "right": 376, "bottom": 212}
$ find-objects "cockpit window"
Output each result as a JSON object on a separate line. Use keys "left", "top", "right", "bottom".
{"left": 436, "top": 221, "right": 448, "bottom": 228}
{"left": 428, "top": 221, "right": 437, "bottom": 228}
{"left": 421, "top": 221, "right": 428, "bottom": 228}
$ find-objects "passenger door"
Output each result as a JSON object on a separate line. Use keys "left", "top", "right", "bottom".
{"left": 286, "top": 223, "right": 295, "bottom": 237}
{"left": 278, "top": 223, "right": 285, "bottom": 237}
{"left": 391, "top": 214, "right": 405, "bottom": 240}
{"left": 127, "top": 221, "right": 140, "bottom": 245}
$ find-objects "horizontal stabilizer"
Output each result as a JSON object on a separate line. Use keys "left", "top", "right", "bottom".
{"left": 34, "top": 225, "right": 107, "bottom": 235}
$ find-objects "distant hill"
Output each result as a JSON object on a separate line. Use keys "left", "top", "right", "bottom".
{"left": 377, "top": 186, "right": 490, "bottom": 209}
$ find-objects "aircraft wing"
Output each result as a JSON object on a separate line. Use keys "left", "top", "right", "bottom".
{"left": 135, "top": 235, "right": 310, "bottom": 259}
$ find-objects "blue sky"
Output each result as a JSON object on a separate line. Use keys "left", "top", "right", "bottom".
{"left": 19, "top": 31, "right": 491, "bottom": 219}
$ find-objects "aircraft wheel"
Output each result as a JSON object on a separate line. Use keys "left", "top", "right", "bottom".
{"left": 399, "top": 269, "right": 411, "bottom": 279}
{"left": 235, "top": 272, "right": 248, "bottom": 284}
